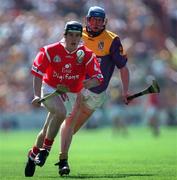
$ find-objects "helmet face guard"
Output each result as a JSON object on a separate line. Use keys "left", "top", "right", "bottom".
{"left": 64, "top": 21, "right": 83, "bottom": 36}
{"left": 86, "top": 6, "right": 106, "bottom": 36}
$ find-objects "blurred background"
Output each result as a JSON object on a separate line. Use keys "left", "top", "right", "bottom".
{"left": 0, "top": 0, "right": 176, "bottom": 136}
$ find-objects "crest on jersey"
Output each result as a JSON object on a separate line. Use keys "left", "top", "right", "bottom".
{"left": 76, "top": 50, "right": 85, "bottom": 64}
{"left": 53, "top": 55, "right": 61, "bottom": 62}
{"left": 98, "top": 41, "right": 104, "bottom": 50}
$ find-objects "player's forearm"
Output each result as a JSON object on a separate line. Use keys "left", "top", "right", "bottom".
{"left": 33, "top": 76, "right": 42, "bottom": 97}
{"left": 120, "top": 66, "right": 130, "bottom": 94}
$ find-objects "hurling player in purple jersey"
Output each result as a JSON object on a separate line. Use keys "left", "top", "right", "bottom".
{"left": 57, "top": 6, "right": 130, "bottom": 176}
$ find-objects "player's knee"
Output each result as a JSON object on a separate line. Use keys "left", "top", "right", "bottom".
{"left": 54, "top": 109, "right": 67, "bottom": 122}
{"left": 59, "top": 110, "right": 67, "bottom": 119}
{"left": 50, "top": 105, "right": 66, "bottom": 119}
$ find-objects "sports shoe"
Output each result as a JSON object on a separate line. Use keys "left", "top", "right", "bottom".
{"left": 25, "top": 157, "right": 36, "bottom": 177}
{"left": 55, "top": 159, "right": 70, "bottom": 176}
{"left": 35, "top": 149, "right": 49, "bottom": 167}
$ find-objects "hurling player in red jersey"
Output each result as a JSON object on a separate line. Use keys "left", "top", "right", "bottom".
{"left": 24, "top": 21, "right": 103, "bottom": 177}
{"left": 58, "top": 6, "right": 130, "bottom": 176}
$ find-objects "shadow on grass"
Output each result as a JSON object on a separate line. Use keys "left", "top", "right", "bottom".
{"left": 44, "top": 173, "right": 155, "bottom": 179}
{"left": 69, "top": 173, "right": 155, "bottom": 179}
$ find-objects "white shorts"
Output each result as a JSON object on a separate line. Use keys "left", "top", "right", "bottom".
{"left": 41, "top": 82, "right": 77, "bottom": 116}
{"left": 81, "top": 89, "right": 106, "bottom": 110}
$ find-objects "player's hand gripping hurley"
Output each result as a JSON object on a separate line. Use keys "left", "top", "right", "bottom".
{"left": 127, "top": 80, "right": 160, "bottom": 102}
{"left": 38, "top": 85, "right": 69, "bottom": 103}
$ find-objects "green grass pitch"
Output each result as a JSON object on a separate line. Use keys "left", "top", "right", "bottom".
{"left": 0, "top": 127, "right": 177, "bottom": 180}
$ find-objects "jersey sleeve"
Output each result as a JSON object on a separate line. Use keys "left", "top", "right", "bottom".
{"left": 85, "top": 52, "right": 104, "bottom": 83}
{"left": 31, "top": 48, "right": 49, "bottom": 79}
{"left": 110, "top": 37, "right": 128, "bottom": 69}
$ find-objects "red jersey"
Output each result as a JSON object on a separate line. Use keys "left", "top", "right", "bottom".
{"left": 31, "top": 42, "right": 103, "bottom": 93}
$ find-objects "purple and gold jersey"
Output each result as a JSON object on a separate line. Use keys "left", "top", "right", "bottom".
{"left": 82, "top": 28, "right": 128, "bottom": 93}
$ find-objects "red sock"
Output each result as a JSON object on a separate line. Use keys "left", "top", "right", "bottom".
{"left": 42, "top": 138, "right": 54, "bottom": 151}
{"left": 28, "top": 146, "right": 40, "bottom": 160}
